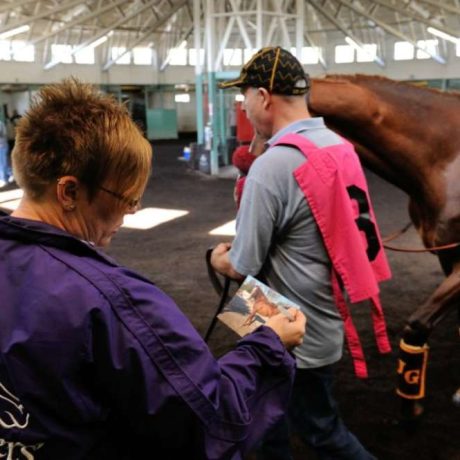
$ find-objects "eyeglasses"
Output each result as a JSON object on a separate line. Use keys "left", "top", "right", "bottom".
{"left": 98, "top": 186, "right": 141, "bottom": 211}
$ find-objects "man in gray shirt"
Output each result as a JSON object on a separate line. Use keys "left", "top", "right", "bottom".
{"left": 212, "top": 47, "right": 377, "bottom": 460}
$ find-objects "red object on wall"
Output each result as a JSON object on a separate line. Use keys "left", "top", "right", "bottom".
{"left": 235, "top": 102, "right": 254, "bottom": 142}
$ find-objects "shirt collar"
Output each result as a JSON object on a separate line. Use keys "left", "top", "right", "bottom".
{"left": 267, "top": 117, "right": 326, "bottom": 147}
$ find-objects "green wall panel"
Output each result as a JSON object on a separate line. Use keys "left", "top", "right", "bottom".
{"left": 146, "top": 108, "right": 178, "bottom": 140}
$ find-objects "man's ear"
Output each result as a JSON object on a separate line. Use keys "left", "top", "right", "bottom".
{"left": 56, "top": 176, "right": 79, "bottom": 211}
{"left": 258, "top": 88, "right": 271, "bottom": 110}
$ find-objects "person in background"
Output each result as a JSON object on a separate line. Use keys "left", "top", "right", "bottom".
{"left": 9, "top": 109, "right": 22, "bottom": 127}
{"left": 0, "top": 118, "right": 12, "bottom": 188}
{"left": 0, "top": 78, "right": 306, "bottom": 460}
{"left": 212, "top": 46, "right": 391, "bottom": 460}
{"left": 231, "top": 132, "right": 267, "bottom": 208}
{"left": 7, "top": 109, "right": 22, "bottom": 152}
{"left": 6, "top": 114, "right": 15, "bottom": 153}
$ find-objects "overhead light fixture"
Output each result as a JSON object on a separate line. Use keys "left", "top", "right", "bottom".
{"left": 0, "top": 25, "right": 30, "bottom": 40}
{"left": 344, "top": 36, "right": 384, "bottom": 66}
{"left": 87, "top": 36, "right": 107, "bottom": 49}
{"left": 345, "top": 36, "right": 361, "bottom": 50}
{"left": 161, "top": 40, "right": 188, "bottom": 71}
{"left": 87, "top": 31, "right": 113, "bottom": 49}
{"left": 427, "top": 27, "right": 459, "bottom": 45}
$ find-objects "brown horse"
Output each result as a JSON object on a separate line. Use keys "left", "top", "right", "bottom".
{"left": 243, "top": 286, "right": 280, "bottom": 325}
{"left": 309, "top": 74, "right": 460, "bottom": 418}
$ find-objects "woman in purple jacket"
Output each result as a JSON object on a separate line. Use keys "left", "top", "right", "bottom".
{"left": 0, "top": 78, "right": 305, "bottom": 460}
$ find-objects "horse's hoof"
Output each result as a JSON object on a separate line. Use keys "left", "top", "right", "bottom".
{"left": 400, "top": 399, "right": 424, "bottom": 430}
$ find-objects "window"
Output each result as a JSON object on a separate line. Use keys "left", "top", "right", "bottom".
{"left": 133, "top": 47, "right": 152, "bottom": 65}
{"left": 243, "top": 48, "right": 257, "bottom": 62}
{"left": 300, "top": 46, "right": 320, "bottom": 64}
{"left": 175, "top": 93, "right": 190, "bottom": 103}
{"left": 223, "top": 48, "right": 242, "bottom": 66}
{"left": 335, "top": 44, "right": 354, "bottom": 63}
{"left": 51, "top": 44, "right": 73, "bottom": 64}
{"left": 356, "top": 44, "right": 377, "bottom": 63}
{"left": 111, "top": 46, "right": 131, "bottom": 65}
{"left": 75, "top": 46, "right": 95, "bottom": 64}
{"left": 49, "top": 44, "right": 94, "bottom": 64}
{"left": 416, "top": 39, "right": 438, "bottom": 60}
{"left": 189, "top": 48, "right": 204, "bottom": 66}
{"left": 0, "top": 40, "right": 34, "bottom": 62}
{"left": 12, "top": 40, "right": 34, "bottom": 62}
{"left": 0, "top": 40, "right": 11, "bottom": 60}
{"left": 290, "top": 46, "right": 321, "bottom": 64}
{"left": 394, "top": 41, "right": 414, "bottom": 60}
{"left": 335, "top": 42, "right": 379, "bottom": 64}
{"left": 168, "top": 47, "right": 187, "bottom": 65}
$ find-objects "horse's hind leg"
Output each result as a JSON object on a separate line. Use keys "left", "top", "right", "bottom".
{"left": 398, "top": 261, "right": 460, "bottom": 420}
{"left": 434, "top": 250, "right": 460, "bottom": 410}
{"left": 455, "top": 303, "right": 460, "bottom": 408}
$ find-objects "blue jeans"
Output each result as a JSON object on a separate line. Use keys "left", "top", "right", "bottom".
{"left": 256, "top": 365, "right": 376, "bottom": 460}
{"left": 0, "top": 143, "right": 11, "bottom": 182}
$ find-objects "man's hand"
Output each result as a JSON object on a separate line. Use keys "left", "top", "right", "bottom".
{"left": 265, "top": 308, "right": 307, "bottom": 350}
{"left": 210, "top": 242, "right": 244, "bottom": 280}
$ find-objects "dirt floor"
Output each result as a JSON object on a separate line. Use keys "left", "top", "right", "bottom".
{"left": 106, "top": 138, "right": 460, "bottom": 460}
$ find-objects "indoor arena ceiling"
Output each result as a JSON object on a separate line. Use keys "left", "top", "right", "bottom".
{"left": 0, "top": 0, "right": 459, "bottom": 70}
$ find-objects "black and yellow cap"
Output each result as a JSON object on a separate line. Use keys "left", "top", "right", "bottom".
{"left": 219, "top": 46, "right": 310, "bottom": 95}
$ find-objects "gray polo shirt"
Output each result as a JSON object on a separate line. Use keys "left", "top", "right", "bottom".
{"left": 229, "top": 117, "right": 345, "bottom": 368}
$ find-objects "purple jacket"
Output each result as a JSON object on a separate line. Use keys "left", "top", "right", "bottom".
{"left": 0, "top": 212, "right": 295, "bottom": 459}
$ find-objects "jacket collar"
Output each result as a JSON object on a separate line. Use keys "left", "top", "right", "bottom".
{"left": 0, "top": 210, "right": 117, "bottom": 265}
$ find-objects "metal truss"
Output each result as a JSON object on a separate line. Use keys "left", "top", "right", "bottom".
{"left": 0, "top": 0, "right": 457, "bottom": 70}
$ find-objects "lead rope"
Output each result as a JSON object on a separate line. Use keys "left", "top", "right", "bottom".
{"left": 204, "top": 248, "right": 231, "bottom": 343}
{"left": 382, "top": 222, "right": 460, "bottom": 253}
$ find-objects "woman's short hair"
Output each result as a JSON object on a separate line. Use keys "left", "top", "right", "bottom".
{"left": 12, "top": 78, "right": 152, "bottom": 200}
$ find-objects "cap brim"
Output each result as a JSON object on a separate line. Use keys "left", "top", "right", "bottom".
{"left": 218, "top": 77, "right": 245, "bottom": 89}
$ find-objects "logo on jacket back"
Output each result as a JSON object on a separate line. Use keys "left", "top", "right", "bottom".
{"left": 0, "top": 381, "right": 43, "bottom": 458}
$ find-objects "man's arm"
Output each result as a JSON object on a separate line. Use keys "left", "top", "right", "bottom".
{"left": 210, "top": 242, "right": 245, "bottom": 281}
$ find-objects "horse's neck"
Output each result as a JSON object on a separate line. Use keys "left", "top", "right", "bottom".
{"left": 309, "top": 79, "right": 442, "bottom": 199}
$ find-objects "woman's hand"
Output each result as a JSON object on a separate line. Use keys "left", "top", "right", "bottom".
{"left": 265, "top": 308, "right": 307, "bottom": 350}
